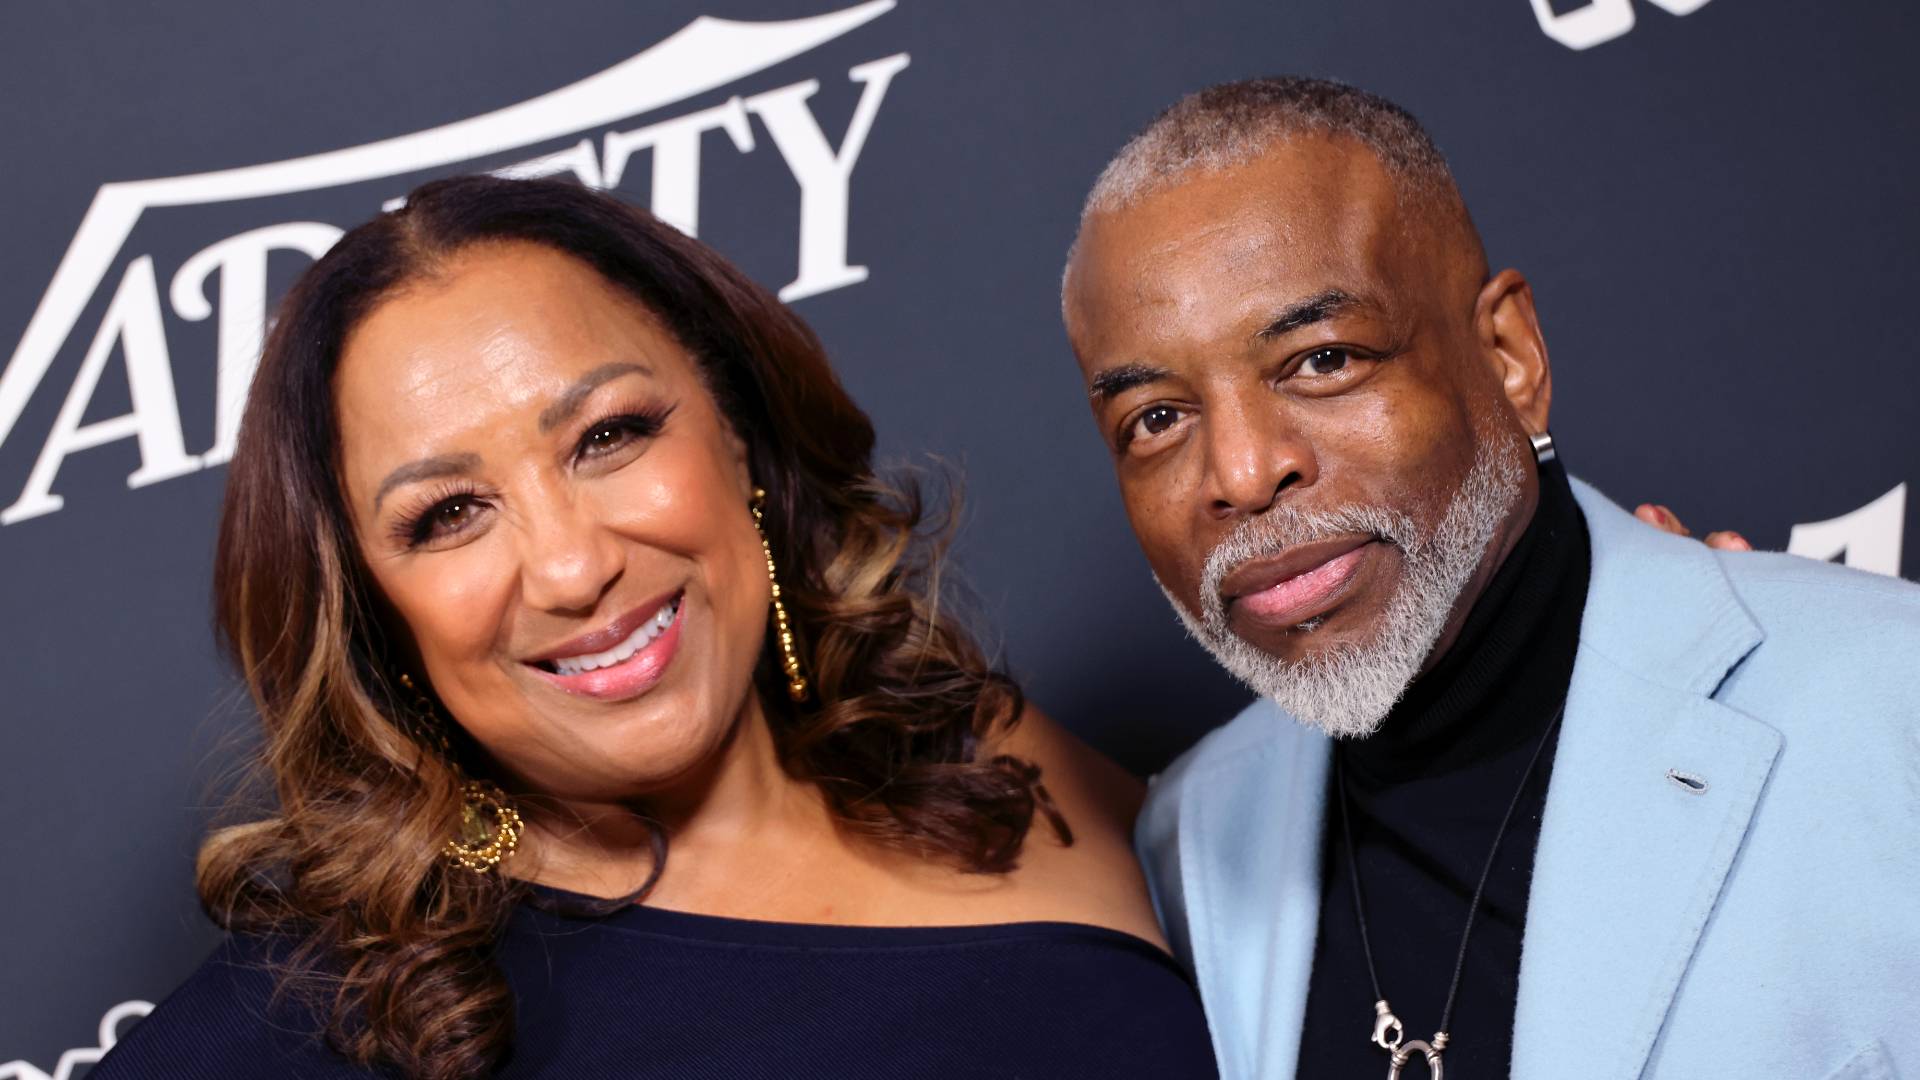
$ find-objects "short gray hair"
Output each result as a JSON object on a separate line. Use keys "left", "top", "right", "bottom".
{"left": 1080, "top": 75, "right": 1461, "bottom": 219}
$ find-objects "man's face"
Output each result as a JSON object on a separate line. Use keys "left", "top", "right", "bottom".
{"left": 1063, "top": 137, "right": 1549, "bottom": 735}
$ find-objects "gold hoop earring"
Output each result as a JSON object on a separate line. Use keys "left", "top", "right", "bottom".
{"left": 751, "top": 487, "right": 810, "bottom": 702}
{"left": 396, "top": 672, "right": 525, "bottom": 875}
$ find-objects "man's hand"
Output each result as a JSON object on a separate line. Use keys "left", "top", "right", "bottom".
{"left": 1633, "top": 504, "right": 1753, "bottom": 551}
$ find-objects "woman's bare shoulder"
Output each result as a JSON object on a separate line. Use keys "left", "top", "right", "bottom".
{"left": 985, "top": 705, "right": 1169, "bottom": 950}
{"left": 992, "top": 705, "right": 1146, "bottom": 839}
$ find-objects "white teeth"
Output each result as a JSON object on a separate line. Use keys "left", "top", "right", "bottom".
{"left": 551, "top": 600, "right": 679, "bottom": 677}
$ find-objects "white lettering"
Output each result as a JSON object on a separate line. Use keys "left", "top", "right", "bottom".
{"left": 3, "top": 258, "right": 198, "bottom": 524}
{"left": 604, "top": 98, "right": 756, "bottom": 236}
{"left": 0, "top": 999, "right": 152, "bottom": 1080}
{"left": 1788, "top": 483, "right": 1907, "bottom": 577}
{"left": 749, "top": 52, "right": 910, "bottom": 300}
{"left": 0, "top": 5, "right": 905, "bottom": 526}
{"left": 492, "top": 137, "right": 607, "bottom": 188}
{"left": 1532, "top": 0, "right": 1636, "bottom": 50}
{"left": 0, "top": 1, "right": 896, "bottom": 526}
{"left": 1532, "top": 0, "right": 1712, "bottom": 50}
{"left": 169, "top": 222, "right": 343, "bottom": 465}
{"left": 383, "top": 139, "right": 609, "bottom": 212}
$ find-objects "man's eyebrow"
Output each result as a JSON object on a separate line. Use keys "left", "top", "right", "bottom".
{"left": 373, "top": 452, "right": 482, "bottom": 512}
{"left": 537, "top": 361, "right": 653, "bottom": 433}
{"left": 1254, "top": 288, "right": 1362, "bottom": 340}
{"left": 1088, "top": 362, "right": 1174, "bottom": 403}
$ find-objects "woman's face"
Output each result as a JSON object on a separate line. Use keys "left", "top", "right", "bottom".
{"left": 334, "top": 241, "right": 771, "bottom": 803}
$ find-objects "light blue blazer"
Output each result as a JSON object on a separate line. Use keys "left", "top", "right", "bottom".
{"left": 1137, "top": 479, "right": 1920, "bottom": 1080}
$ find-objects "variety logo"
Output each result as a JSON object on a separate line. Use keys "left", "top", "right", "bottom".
{"left": 0, "top": 1001, "right": 150, "bottom": 1080}
{"left": 0, "top": 1, "right": 906, "bottom": 526}
{"left": 1532, "top": 0, "right": 1713, "bottom": 49}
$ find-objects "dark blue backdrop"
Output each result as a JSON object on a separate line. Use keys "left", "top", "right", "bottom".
{"left": 2, "top": 2, "right": 1913, "bottom": 1072}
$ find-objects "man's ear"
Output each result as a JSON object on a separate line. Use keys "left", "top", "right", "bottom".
{"left": 1473, "top": 268, "right": 1553, "bottom": 436}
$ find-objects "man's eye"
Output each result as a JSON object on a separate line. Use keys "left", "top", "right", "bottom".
{"left": 1121, "top": 399, "right": 1182, "bottom": 445}
{"left": 1129, "top": 405, "right": 1185, "bottom": 443}
{"left": 1299, "top": 347, "right": 1352, "bottom": 376}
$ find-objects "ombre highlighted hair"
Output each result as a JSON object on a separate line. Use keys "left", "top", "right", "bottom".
{"left": 203, "top": 175, "right": 1063, "bottom": 1080}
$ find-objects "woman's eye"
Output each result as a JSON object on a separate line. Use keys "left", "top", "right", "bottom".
{"left": 406, "top": 496, "right": 486, "bottom": 546}
{"left": 576, "top": 410, "right": 669, "bottom": 462}
{"left": 1130, "top": 405, "right": 1185, "bottom": 442}
{"left": 581, "top": 422, "right": 635, "bottom": 457}
{"left": 1299, "top": 347, "right": 1353, "bottom": 376}
{"left": 435, "top": 499, "right": 475, "bottom": 531}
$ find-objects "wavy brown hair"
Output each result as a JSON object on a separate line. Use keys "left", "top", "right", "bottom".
{"left": 203, "top": 175, "right": 1066, "bottom": 1079}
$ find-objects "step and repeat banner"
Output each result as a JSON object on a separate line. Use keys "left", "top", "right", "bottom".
{"left": 2, "top": 0, "right": 1913, "bottom": 1072}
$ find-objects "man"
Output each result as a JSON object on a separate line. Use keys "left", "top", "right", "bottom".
{"left": 1062, "top": 77, "right": 1918, "bottom": 1080}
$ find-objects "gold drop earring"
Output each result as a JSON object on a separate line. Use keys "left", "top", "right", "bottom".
{"left": 751, "top": 487, "right": 810, "bottom": 702}
{"left": 396, "top": 672, "right": 524, "bottom": 875}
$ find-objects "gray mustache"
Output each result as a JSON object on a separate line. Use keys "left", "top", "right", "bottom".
{"left": 1198, "top": 503, "right": 1422, "bottom": 622}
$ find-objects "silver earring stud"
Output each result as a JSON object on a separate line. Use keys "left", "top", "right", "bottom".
{"left": 1529, "top": 431, "right": 1556, "bottom": 463}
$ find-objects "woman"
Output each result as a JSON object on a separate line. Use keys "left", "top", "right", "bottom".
{"left": 95, "top": 176, "right": 1219, "bottom": 1078}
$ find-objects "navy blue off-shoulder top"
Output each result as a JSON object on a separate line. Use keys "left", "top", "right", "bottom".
{"left": 93, "top": 887, "right": 1219, "bottom": 1078}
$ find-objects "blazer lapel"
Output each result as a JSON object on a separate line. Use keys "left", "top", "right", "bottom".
{"left": 1512, "top": 483, "right": 1783, "bottom": 1079}
{"left": 1178, "top": 708, "right": 1330, "bottom": 1080}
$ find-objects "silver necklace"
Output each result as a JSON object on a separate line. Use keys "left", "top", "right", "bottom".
{"left": 1334, "top": 703, "right": 1566, "bottom": 1079}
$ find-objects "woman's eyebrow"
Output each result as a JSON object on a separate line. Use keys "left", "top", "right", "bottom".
{"left": 537, "top": 361, "right": 654, "bottom": 433}
{"left": 373, "top": 452, "right": 481, "bottom": 512}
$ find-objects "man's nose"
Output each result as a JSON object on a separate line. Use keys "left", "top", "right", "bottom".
{"left": 517, "top": 493, "right": 625, "bottom": 615}
{"left": 1201, "top": 391, "right": 1317, "bottom": 519}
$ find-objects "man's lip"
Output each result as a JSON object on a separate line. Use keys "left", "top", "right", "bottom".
{"left": 522, "top": 590, "right": 682, "bottom": 664}
{"left": 1228, "top": 541, "right": 1375, "bottom": 629}
{"left": 1217, "top": 535, "right": 1376, "bottom": 602}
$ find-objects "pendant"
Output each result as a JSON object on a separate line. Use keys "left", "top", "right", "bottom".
{"left": 1369, "top": 1001, "right": 1448, "bottom": 1079}
{"left": 1387, "top": 1038, "right": 1444, "bottom": 1079}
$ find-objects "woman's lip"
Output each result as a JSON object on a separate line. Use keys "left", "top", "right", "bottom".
{"left": 1228, "top": 541, "right": 1376, "bottom": 629}
{"left": 529, "top": 603, "right": 684, "bottom": 702}
{"left": 524, "top": 590, "right": 680, "bottom": 664}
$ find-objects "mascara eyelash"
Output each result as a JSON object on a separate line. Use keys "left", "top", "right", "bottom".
{"left": 393, "top": 484, "right": 480, "bottom": 548}
{"left": 387, "top": 402, "right": 675, "bottom": 548}
{"left": 575, "top": 401, "right": 677, "bottom": 459}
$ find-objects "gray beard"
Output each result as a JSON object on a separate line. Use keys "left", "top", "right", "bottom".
{"left": 1159, "top": 431, "right": 1528, "bottom": 740}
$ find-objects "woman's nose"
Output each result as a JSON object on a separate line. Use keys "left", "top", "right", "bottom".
{"left": 517, "top": 496, "right": 625, "bottom": 614}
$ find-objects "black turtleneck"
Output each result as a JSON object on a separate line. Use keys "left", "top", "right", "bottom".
{"left": 1295, "top": 459, "right": 1590, "bottom": 1079}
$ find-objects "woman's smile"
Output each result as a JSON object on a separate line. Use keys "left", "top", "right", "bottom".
{"left": 146, "top": 174, "right": 1198, "bottom": 1080}
{"left": 524, "top": 591, "right": 687, "bottom": 702}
